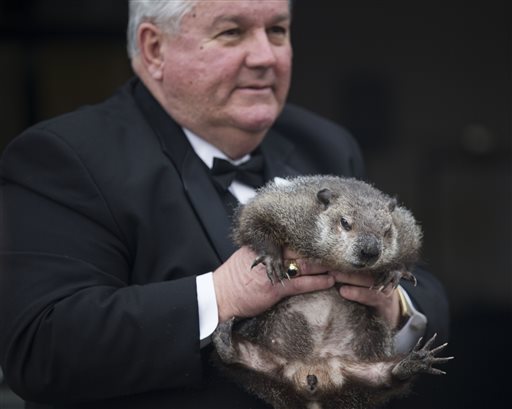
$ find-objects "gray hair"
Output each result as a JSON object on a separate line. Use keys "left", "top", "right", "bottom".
{"left": 127, "top": 0, "right": 195, "bottom": 59}
{"left": 127, "top": 0, "right": 293, "bottom": 59}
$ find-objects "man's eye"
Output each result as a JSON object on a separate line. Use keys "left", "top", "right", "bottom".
{"left": 268, "top": 26, "right": 287, "bottom": 36}
{"left": 220, "top": 28, "right": 241, "bottom": 37}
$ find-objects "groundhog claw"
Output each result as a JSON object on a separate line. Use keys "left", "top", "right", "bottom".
{"left": 391, "top": 334, "right": 454, "bottom": 381}
{"left": 401, "top": 270, "right": 418, "bottom": 286}
{"left": 371, "top": 270, "right": 417, "bottom": 291}
{"left": 252, "top": 255, "right": 287, "bottom": 285}
{"left": 371, "top": 270, "right": 401, "bottom": 291}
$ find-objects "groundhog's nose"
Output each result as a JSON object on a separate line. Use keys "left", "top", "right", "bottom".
{"left": 359, "top": 236, "right": 381, "bottom": 264}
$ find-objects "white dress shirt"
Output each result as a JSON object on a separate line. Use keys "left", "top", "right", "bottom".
{"left": 183, "top": 128, "right": 426, "bottom": 353}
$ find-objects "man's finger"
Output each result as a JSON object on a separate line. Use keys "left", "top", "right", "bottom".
{"left": 339, "top": 284, "right": 397, "bottom": 306}
{"left": 293, "top": 258, "right": 331, "bottom": 276}
{"left": 329, "top": 270, "right": 375, "bottom": 287}
{"left": 282, "top": 274, "right": 335, "bottom": 296}
{"left": 282, "top": 249, "right": 330, "bottom": 276}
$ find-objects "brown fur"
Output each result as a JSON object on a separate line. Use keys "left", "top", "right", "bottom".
{"left": 213, "top": 176, "right": 450, "bottom": 409}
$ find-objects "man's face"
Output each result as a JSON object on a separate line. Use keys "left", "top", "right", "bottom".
{"left": 158, "top": 0, "right": 292, "bottom": 151}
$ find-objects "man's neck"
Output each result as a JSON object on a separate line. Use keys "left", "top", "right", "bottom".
{"left": 183, "top": 128, "right": 252, "bottom": 168}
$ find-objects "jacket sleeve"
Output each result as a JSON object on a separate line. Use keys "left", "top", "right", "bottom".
{"left": 0, "top": 128, "right": 202, "bottom": 404}
{"left": 401, "top": 264, "right": 451, "bottom": 344}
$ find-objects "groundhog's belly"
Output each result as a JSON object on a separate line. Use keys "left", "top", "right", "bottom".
{"left": 263, "top": 287, "right": 389, "bottom": 361}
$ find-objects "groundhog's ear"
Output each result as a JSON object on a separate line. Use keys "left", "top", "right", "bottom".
{"left": 317, "top": 188, "right": 333, "bottom": 208}
{"left": 388, "top": 198, "right": 397, "bottom": 212}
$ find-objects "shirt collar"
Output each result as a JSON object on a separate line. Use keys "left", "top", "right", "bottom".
{"left": 183, "top": 128, "right": 251, "bottom": 169}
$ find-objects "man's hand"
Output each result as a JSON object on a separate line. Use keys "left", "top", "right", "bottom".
{"left": 212, "top": 247, "right": 335, "bottom": 322}
{"left": 329, "top": 270, "right": 401, "bottom": 329}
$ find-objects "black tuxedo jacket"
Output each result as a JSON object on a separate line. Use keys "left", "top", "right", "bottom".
{"left": 0, "top": 78, "right": 449, "bottom": 408}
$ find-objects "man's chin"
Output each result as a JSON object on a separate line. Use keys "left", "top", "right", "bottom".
{"left": 231, "top": 105, "right": 282, "bottom": 133}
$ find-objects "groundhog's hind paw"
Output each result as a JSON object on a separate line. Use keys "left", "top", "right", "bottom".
{"left": 391, "top": 334, "right": 454, "bottom": 381}
{"left": 251, "top": 255, "right": 287, "bottom": 285}
{"left": 212, "top": 318, "right": 237, "bottom": 364}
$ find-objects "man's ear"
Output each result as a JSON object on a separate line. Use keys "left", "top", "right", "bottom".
{"left": 137, "top": 22, "right": 165, "bottom": 80}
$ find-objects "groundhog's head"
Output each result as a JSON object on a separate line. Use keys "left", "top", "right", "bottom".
{"left": 312, "top": 183, "right": 416, "bottom": 271}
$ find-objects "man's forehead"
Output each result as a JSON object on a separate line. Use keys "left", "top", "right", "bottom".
{"left": 191, "top": 0, "right": 291, "bottom": 23}
{"left": 210, "top": 12, "right": 291, "bottom": 26}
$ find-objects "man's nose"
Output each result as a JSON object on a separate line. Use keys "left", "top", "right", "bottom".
{"left": 245, "top": 30, "right": 278, "bottom": 68}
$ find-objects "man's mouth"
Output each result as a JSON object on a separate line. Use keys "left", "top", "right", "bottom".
{"left": 238, "top": 83, "right": 274, "bottom": 91}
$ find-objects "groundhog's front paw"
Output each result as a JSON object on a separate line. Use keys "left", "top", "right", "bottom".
{"left": 391, "top": 334, "right": 454, "bottom": 381}
{"left": 371, "top": 270, "right": 417, "bottom": 291}
{"left": 251, "top": 254, "right": 287, "bottom": 285}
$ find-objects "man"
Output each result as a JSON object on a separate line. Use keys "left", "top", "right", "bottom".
{"left": 0, "top": 1, "right": 449, "bottom": 408}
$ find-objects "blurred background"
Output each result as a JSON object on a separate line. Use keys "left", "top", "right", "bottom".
{"left": 0, "top": 0, "right": 510, "bottom": 408}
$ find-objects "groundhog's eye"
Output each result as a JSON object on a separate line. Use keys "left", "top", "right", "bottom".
{"left": 340, "top": 217, "right": 352, "bottom": 231}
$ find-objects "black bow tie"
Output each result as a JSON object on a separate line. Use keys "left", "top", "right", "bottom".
{"left": 210, "top": 154, "right": 265, "bottom": 191}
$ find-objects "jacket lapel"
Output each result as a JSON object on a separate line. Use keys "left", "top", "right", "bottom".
{"left": 260, "top": 127, "right": 300, "bottom": 180}
{"left": 180, "top": 149, "right": 237, "bottom": 261}
{"left": 133, "top": 81, "right": 235, "bottom": 262}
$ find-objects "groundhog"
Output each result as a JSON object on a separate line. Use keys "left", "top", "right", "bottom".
{"left": 213, "top": 175, "right": 451, "bottom": 409}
